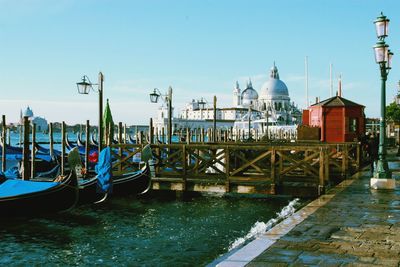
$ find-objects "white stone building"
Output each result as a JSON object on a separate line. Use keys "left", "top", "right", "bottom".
{"left": 20, "top": 106, "right": 48, "bottom": 132}
{"left": 152, "top": 63, "right": 301, "bottom": 133}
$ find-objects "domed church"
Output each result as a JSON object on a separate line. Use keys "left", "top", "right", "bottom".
{"left": 19, "top": 106, "right": 48, "bottom": 132}
{"left": 233, "top": 63, "right": 301, "bottom": 125}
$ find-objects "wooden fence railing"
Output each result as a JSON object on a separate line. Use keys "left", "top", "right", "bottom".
{"left": 110, "top": 142, "right": 361, "bottom": 195}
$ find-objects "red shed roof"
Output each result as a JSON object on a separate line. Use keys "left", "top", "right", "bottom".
{"left": 310, "top": 96, "right": 364, "bottom": 108}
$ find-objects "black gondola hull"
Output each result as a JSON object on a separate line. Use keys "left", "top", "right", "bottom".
{"left": 0, "top": 172, "right": 78, "bottom": 217}
{"left": 78, "top": 164, "right": 151, "bottom": 205}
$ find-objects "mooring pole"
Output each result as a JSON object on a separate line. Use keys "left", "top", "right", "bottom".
{"left": 22, "top": 116, "right": 30, "bottom": 180}
{"left": 1, "top": 115, "right": 6, "bottom": 172}
{"left": 31, "top": 123, "right": 36, "bottom": 179}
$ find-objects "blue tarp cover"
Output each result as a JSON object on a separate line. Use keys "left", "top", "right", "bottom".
{"left": 1, "top": 166, "right": 19, "bottom": 179}
{"left": 0, "top": 179, "right": 60, "bottom": 198}
{"left": 95, "top": 147, "right": 113, "bottom": 193}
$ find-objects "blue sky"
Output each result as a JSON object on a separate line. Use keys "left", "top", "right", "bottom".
{"left": 0, "top": 0, "right": 399, "bottom": 125}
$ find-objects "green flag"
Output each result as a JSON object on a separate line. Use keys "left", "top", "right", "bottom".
{"left": 103, "top": 99, "right": 114, "bottom": 145}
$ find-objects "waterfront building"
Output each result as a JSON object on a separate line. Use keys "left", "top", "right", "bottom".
{"left": 302, "top": 96, "right": 365, "bottom": 142}
{"left": 152, "top": 63, "right": 301, "bottom": 136}
{"left": 19, "top": 106, "right": 48, "bottom": 132}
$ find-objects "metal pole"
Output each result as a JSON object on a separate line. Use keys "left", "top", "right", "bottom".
{"left": 98, "top": 72, "right": 104, "bottom": 155}
{"left": 375, "top": 63, "right": 391, "bottom": 178}
{"left": 168, "top": 86, "right": 173, "bottom": 144}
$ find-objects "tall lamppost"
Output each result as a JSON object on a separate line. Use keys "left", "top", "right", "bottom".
{"left": 150, "top": 86, "right": 173, "bottom": 144}
{"left": 371, "top": 12, "right": 395, "bottom": 189}
{"left": 76, "top": 72, "right": 104, "bottom": 156}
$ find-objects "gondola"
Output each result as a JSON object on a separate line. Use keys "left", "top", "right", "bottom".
{"left": 78, "top": 164, "right": 151, "bottom": 204}
{"left": 77, "top": 145, "right": 152, "bottom": 204}
{"left": 34, "top": 142, "right": 62, "bottom": 157}
{"left": 0, "top": 171, "right": 78, "bottom": 217}
{"left": 90, "top": 134, "right": 98, "bottom": 146}
{"left": 128, "top": 134, "right": 136, "bottom": 144}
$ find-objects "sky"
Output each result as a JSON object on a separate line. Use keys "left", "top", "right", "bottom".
{"left": 0, "top": 0, "right": 399, "bottom": 125}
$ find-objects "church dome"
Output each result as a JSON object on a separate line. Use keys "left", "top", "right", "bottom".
{"left": 241, "top": 80, "right": 258, "bottom": 101}
{"left": 260, "top": 64, "right": 289, "bottom": 99}
{"left": 22, "top": 106, "right": 34, "bottom": 118}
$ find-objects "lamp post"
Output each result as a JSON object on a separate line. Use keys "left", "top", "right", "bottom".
{"left": 371, "top": 12, "right": 395, "bottom": 189}
{"left": 77, "top": 72, "right": 104, "bottom": 156}
{"left": 150, "top": 87, "right": 173, "bottom": 144}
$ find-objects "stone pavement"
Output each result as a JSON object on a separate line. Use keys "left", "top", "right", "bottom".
{"left": 248, "top": 161, "right": 400, "bottom": 266}
{"left": 216, "top": 153, "right": 400, "bottom": 267}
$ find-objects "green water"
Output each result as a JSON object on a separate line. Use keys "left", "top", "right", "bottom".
{"left": 0, "top": 194, "right": 295, "bottom": 266}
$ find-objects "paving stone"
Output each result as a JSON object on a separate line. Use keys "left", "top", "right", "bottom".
{"left": 245, "top": 153, "right": 400, "bottom": 266}
{"left": 247, "top": 262, "right": 288, "bottom": 267}
{"left": 373, "top": 258, "right": 400, "bottom": 266}
{"left": 293, "top": 252, "right": 323, "bottom": 265}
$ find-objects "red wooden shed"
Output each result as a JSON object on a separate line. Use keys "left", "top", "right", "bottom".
{"left": 303, "top": 96, "right": 365, "bottom": 142}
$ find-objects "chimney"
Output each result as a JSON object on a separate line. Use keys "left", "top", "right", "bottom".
{"left": 315, "top": 97, "right": 318, "bottom": 104}
{"left": 338, "top": 74, "right": 342, "bottom": 97}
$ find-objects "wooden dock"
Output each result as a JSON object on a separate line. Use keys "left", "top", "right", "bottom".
{"left": 0, "top": 115, "right": 363, "bottom": 198}
{"left": 111, "top": 141, "right": 361, "bottom": 198}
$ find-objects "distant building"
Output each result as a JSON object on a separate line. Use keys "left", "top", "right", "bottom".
{"left": 152, "top": 63, "right": 302, "bottom": 135}
{"left": 20, "top": 106, "right": 48, "bottom": 132}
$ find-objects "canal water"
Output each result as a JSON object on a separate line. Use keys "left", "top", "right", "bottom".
{"left": 0, "top": 194, "right": 300, "bottom": 266}
{"left": 1, "top": 132, "right": 303, "bottom": 266}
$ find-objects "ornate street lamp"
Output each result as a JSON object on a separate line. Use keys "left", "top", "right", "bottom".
{"left": 149, "top": 87, "right": 173, "bottom": 144}
{"left": 77, "top": 72, "right": 104, "bottom": 155}
{"left": 371, "top": 12, "right": 395, "bottom": 189}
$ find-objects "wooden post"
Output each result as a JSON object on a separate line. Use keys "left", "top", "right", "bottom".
{"left": 108, "top": 123, "right": 113, "bottom": 146}
{"left": 225, "top": 147, "right": 230, "bottom": 193}
{"left": 270, "top": 148, "right": 276, "bottom": 194}
{"left": 356, "top": 143, "right": 361, "bottom": 171}
{"left": 49, "top": 123, "right": 54, "bottom": 159}
{"left": 342, "top": 144, "right": 348, "bottom": 178}
{"left": 138, "top": 131, "right": 142, "bottom": 144}
{"left": 319, "top": 147, "right": 325, "bottom": 195}
{"left": 135, "top": 125, "right": 139, "bottom": 144}
{"left": 118, "top": 122, "right": 123, "bottom": 145}
{"left": 7, "top": 128, "right": 10, "bottom": 145}
{"left": 61, "top": 121, "right": 66, "bottom": 176}
{"left": 31, "top": 123, "right": 36, "bottom": 179}
{"left": 213, "top": 96, "right": 217, "bottom": 142}
{"left": 19, "top": 124, "right": 22, "bottom": 147}
{"left": 201, "top": 128, "right": 205, "bottom": 143}
{"left": 118, "top": 122, "right": 123, "bottom": 173}
{"left": 324, "top": 147, "right": 330, "bottom": 185}
{"left": 1, "top": 115, "right": 6, "bottom": 172}
{"left": 85, "top": 120, "right": 90, "bottom": 172}
{"left": 22, "top": 117, "right": 30, "bottom": 180}
{"left": 186, "top": 128, "right": 190, "bottom": 145}
{"left": 182, "top": 144, "right": 187, "bottom": 191}
{"left": 149, "top": 118, "right": 154, "bottom": 145}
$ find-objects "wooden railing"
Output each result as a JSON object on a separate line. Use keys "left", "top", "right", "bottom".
{"left": 110, "top": 141, "right": 361, "bottom": 195}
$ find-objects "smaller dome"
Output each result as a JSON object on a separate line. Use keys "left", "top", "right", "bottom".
{"left": 23, "top": 106, "right": 34, "bottom": 118}
{"left": 241, "top": 80, "right": 258, "bottom": 100}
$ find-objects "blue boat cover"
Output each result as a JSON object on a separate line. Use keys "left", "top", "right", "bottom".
{"left": 0, "top": 179, "right": 60, "bottom": 198}
{"left": 1, "top": 166, "right": 20, "bottom": 179}
{"left": 95, "top": 147, "right": 113, "bottom": 193}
